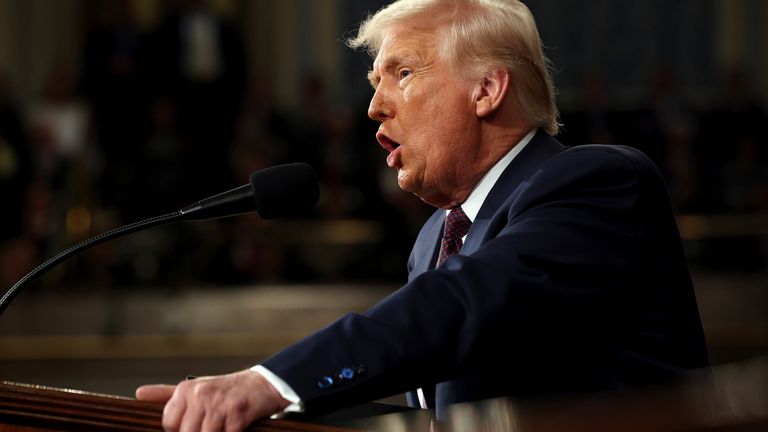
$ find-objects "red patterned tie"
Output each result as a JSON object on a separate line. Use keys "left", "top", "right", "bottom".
{"left": 437, "top": 207, "right": 472, "bottom": 267}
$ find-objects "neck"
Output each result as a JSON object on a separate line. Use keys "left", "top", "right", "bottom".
{"left": 426, "top": 124, "right": 533, "bottom": 210}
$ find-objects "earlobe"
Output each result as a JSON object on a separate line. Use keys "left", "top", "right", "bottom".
{"left": 475, "top": 69, "right": 509, "bottom": 118}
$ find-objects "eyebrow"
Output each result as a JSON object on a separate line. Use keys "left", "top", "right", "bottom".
{"left": 367, "top": 52, "right": 421, "bottom": 89}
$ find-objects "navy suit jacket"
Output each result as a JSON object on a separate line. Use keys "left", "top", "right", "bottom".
{"left": 262, "top": 131, "right": 708, "bottom": 417}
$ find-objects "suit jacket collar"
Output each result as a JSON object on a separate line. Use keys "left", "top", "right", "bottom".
{"left": 410, "top": 130, "right": 565, "bottom": 275}
{"left": 462, "top": 130, "right": 564, "bottom": 254}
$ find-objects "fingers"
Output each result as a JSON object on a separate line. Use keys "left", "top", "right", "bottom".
{"left": 135, "top": 384, "right": 177, "bottom": 403}
{"left": 162, "top": 383, "right": 188, "bottom": 432}
{"left": 135, "top": 383, "right": 188, "bottom": 431}
{"left": 202, "top": 411, "right": 226, "bottom": 432}
{"left": 136, "top": 370, "right": 287, "bottom": 432}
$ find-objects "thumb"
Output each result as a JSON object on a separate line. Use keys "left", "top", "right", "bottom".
{"left": 135, "top": 384, "right": 176, "bottom": 403}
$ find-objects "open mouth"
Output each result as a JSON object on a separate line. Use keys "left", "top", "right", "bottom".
{"left": 376, "top": 132, "right": 402, "bottom": 168}
{"left": 376, "top": 132, "right": 401, "bottom": 153}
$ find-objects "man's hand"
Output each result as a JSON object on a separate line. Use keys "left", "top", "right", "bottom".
{"left": 136, "top": 369, "right": 291, "bottom": 432}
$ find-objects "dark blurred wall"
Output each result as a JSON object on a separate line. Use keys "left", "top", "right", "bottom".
{"left": 0, "top": 0, "right": 765, "bottom": 395}
{"left": 1, "top": 1, "right": 767, "bottom": 115}
{"left": 0, "top": 0, "right": 766, "bottom": 289}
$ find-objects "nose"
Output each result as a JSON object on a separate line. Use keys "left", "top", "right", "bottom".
{"left": 368, "top": 86, "right": 393, "bottom": 122}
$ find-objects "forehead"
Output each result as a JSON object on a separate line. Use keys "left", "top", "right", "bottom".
{"left": 373, "top": 24, "right": 441, "bottom": 68}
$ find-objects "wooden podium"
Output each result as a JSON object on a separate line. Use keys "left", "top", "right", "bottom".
{"left": 0, "top": 381, "right": 358, "bottom": 432}
{"left": 3, "top": 357, "right": 767, "bottom": 431}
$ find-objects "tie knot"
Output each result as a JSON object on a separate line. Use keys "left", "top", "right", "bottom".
{"left": 444, "top": 207, "right": 471, "bottom": 241}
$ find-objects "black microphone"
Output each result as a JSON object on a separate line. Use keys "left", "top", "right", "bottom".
{"left": 0, "top": 163, "right": 319, "bottom": 317}
{"left": 180, "top": 163, "right": 319, "bottom": 221}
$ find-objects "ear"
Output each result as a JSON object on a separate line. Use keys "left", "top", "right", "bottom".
{"left": 474, "top": 69, "right": 510, "bottom": 118}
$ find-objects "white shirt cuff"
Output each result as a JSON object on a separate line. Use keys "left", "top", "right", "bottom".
{"left": 251, "top": 365, "right": 305, "bottom": 418}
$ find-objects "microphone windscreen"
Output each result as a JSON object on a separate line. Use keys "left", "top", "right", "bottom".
{"left": 250, "top": 163, "right": 319, "bottom": 219}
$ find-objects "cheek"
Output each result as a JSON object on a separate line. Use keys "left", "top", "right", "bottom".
{"left": 403, "top": 84, "right": 474, "bottom": 157}
{"left": 401, "top": 90, "right": 442, "bottom": 150}
{"left": 424, "top": 96, "right": 472, "bottom": 145}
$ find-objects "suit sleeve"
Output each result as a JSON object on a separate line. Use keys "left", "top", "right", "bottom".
{"left": 261, "top": 146, "right": 693, "bottom": 415}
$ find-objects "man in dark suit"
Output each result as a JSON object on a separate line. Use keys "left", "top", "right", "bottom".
{"left": 137, "top": 0, "right": 708, "bottom": 430}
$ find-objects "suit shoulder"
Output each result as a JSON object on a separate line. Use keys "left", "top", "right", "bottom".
{"left": 544, "top": 144, "right": 664, "bottom": 182}
{"left": 501, "top": 144, "right": 669, "bottom": 215}
{"left": 557, "top": 144, "right": 658, "bottom": 170}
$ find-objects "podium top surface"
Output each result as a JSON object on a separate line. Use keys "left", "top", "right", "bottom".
{"left": 3, "top": 357, "right": 767, "bottom": 432}
{"left": 0, "top": 381, "right": 359, "bottom": 432}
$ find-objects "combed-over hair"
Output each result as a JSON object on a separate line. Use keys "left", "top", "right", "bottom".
{"left": 348, "top": 0, "right": 559, "bottom": 135}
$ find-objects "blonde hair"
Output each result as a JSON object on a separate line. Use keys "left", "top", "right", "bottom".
{"left": 348, "top": 0, "right": 559, "bottom": 135}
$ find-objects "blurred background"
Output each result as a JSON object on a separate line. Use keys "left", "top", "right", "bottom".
{"left": 0, "top": 0, "right": 766, "bottom": 400}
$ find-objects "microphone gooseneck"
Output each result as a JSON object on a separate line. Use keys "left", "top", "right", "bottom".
{"left": 0, "top": 163, "right": 319, "bottom": 318}
{"left": 0, "top": 211, "right": 183, "bottom": 317}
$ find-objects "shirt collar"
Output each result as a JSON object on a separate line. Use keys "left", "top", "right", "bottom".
{"left": 455, "top": 128, "right": 537, "bottom": 222}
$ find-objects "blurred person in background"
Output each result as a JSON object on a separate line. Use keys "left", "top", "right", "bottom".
{"left": 0, "top": 72, "right": 31, "bottom": 242}
{"left": 83, "top": 0, "right": 146, "bottom": 221}
{"left": 0, "top": 72, "right": 36, "bottom": 289}
{"left": 137, "top": 0, "right": 708, "bottom": 430}
{"left": 696, "top": 68, "right": 768, "bottom": 213}
{"left": 27, "top": 64, "right": 93, "bottom": 193}
{"left": 26, "top": 63, "right": 97, "bottom": 264}
{"left": 144, "top": 0, "right": 245, "bottom": 203}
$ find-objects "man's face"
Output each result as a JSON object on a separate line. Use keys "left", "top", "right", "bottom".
{"left": 368, "top": 24, "right": 482, "bottom": 209}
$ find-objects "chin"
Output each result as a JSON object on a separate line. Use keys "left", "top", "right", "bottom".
{"left": 396, "top": 170, "right": 414, "bottom": 192}
{"left": 411, "top": 187, "right": 449, "bottom": 209}
{"left": 397, "top": 170, "right": 444, "bottom": 206}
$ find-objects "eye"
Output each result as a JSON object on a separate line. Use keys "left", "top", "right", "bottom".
{"left": 398, "top": 68, "right": 413, "bottom": 81}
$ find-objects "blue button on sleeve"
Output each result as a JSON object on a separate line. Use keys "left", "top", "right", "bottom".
{"left": 317, "top": 376, "right": 334, "bottom": 389}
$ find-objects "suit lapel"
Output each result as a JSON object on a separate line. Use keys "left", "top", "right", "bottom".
{"left": 408, "top": 210, "right": 446, "bottom": 280}
{"left": 408, "top": 131, "right": 565, "bottom": 410}
{"left": 462, "top": 130, "right": 565, "bottom": 255}
{"left": 410, "top": 131, "right": 565, "bottom": 274}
